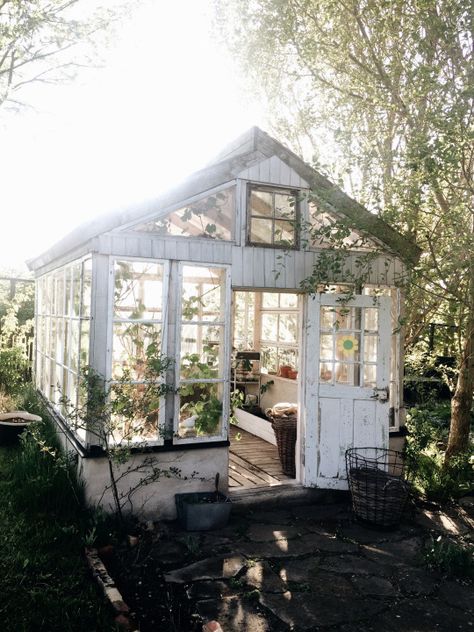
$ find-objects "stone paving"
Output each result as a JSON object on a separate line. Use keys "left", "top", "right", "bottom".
{"left": 160, "top": 500, "right": 473, "bottom": 631}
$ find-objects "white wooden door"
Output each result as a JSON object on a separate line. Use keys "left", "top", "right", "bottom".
{"left": 302, "top": 294, "right": 392, "bottom": 489}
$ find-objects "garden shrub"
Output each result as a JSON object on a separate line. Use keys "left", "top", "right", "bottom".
{"left": 405, "top": 405, "right": 473, "bottom": 502}
{"left": 0, "top": 346, "right": 29, "bottom": 394}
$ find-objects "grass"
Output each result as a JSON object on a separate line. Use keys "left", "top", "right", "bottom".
{"left": 0, "top": 400, "right": 116, "bottom": 631}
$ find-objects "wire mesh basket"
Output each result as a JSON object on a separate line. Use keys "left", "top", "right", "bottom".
{"left": 268, "top": 416, "right": 297, "bottom": 477}
{"left": 345, "top": 447, "right": 410, "bottom": 528}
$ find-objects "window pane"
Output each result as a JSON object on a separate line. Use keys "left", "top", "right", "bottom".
{"left": 280, "top": 293, "right": 298, "bottom": 309}
{"left": 278, "top": 314, "right": 297, "bottom": 343}
{"left": 262, "top": 293, "right": 279, "bottom": 309}
{"left": 133, "top": 187, "right": 235, "bottom": 240}
{"left": 179, "top": 382, "right": 223, "bottom": 438}
{"left": 65, "top": 268, "right": 72, "bottom": 316}
{"left": 274, "top": 220, "right": 295, "bottom": 245}
{"left": 112, "top": 323, "right": 162, "bottom": 380}
{"left": 180, "top": 324, "right": 223, "bottom": 378}
{"left": 82, "top": 259, "right": 92, "bottom": 318}
{"left": 182, "top": 266, "right": 226, "bottom": 322}
{"left": 80, "top": 320, "right": 90, "bottom": 369}
{"left": 114, "top": 261, "right": 163, "bottom": 320}
{"left": 274, "top": 193, "right": 296, "bottom": 219}
{"left": 261, "top": 313, "right": 278, "bottom": 340}
{"left": 70, "top": 320, "right": 80, "bottom": 374}
{"left": 250, "top": 217, "right": 273, "bottom": 244}
{"left": 261, "top": 345, "right": 278, "bottom": 373}
{"left": 72, "top": 264, "right": 82, "bottom": 317}
{"left": 250, "top": 190, "right": 273, "bottom": 217}
{"left": 110, "top": 383, "right": 163, "bottom": 443}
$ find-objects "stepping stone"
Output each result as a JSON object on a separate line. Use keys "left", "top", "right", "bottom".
{"left": 246, "top": 524, "right": 307, "bottom": 542}
{"left": 316, "top": 554, "right": 389, "bottom": 576}
{"left": 338, "top": 523, "right": 403, "bottom": 545}
{"left": 239, "top": 532, "right": 357, "bottom": 559}
{"left": 164, "top": 555, "right": 246, "bottom": 584}
{"left": 360, "top": 536, "right": 423, "bottom": 567}
{"left": 291, "top": 503, "right": 349, "bottom": 523}
{"left": 350, "top": 575, "right": 394, "bottom": 597}
{"left": 278, "top": 558, "right": 323, "bottom": 583}
{"left": 397, "top": 568, "right": 439, "bottom": 596}
{"left": 260, "top": 585, "right": 385, "bottom": 629}
{"left": 197, "top": 595, "right": 286, "bottom": 632}
{"left": 186, "top": 581, "right": 235, "bottom": 601}
{"left": 244, "top": 561, "right": 287, "bottom": 593}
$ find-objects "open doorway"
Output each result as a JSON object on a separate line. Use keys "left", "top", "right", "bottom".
{"left": 229, "top": 290, "right": 301, "bottom": 489}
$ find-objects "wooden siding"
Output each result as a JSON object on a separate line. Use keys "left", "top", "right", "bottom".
{"left": 237, "top": 155, "right": 310, "bottom": 189}
{"left": 96, "top": 234, "right": 405, "bottom": 290}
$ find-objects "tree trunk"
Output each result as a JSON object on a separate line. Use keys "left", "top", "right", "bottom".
{"left": 445, "top": 265, "right": 474, "bottom": 463}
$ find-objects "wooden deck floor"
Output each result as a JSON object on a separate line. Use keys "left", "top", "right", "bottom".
{"left": 229, "top": 426, "right": 294, "bottom": 489}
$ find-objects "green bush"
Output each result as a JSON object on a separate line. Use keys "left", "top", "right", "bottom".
{"left": 0, "top": 346, "right": 29, "bottom": 394}
{"left": 405, "top": 405, "right": 474, "bottom": 502}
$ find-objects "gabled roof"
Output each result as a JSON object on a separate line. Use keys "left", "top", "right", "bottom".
{"left": 27, "top": 127, "right": 421, "bottom": 271}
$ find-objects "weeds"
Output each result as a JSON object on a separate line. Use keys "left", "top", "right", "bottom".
{"left": 423, "top": 536, "right": 474, "bottom": 579}
{"left": 0, "top": 399, "right": 115, "bottom": 630}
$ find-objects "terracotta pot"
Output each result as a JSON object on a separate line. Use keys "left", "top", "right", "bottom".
{"left": 288, "top": 370, "right": 298, "bottom": 380}
{"left": 279, "top": 365, "right": 291, "bottom": 378}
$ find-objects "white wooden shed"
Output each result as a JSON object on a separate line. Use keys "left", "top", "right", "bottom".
{"left": 28, "top": 127, "right": 419, "bottom": 518}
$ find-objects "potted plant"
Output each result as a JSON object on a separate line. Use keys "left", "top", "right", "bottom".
{"left": 175, "top": 473, "right": 232, "bottom": 531}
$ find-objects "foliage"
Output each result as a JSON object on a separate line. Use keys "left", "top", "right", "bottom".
{"left": 216, "top": 0, "right": 474, "bottom": 460}
{"left": 0, "top": 0, "right": 125, "bottom": 108}
{"left": 423, "top": 536, "right": 474, "bottom": 579}
{"left": 0, "top": 346, "right": 29, "bottom": 394}
{"left": 405, "top": 405, "right": 474, "bottom": 502}
{"left": 0, "top": 405, "right": 114, "bottom": 629}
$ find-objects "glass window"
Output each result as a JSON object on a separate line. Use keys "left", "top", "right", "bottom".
{"left": 319, "top": 304, "right": 378, "bottom": 387}
{"left": 177, "top": 265, "right": 229, "bottom": 442}
{"left": 132, "top": 186, "right": 235, "bottom": 240}
{"left": 110, "top": 260, "right": 167, "bottom": 443}
{"left": 35, "top": 257, "right": 92, "bottom": 441}
{"left": 259, "top": 292, "right": 300, "bottom": 375}
{"left": 248, "top": 186, "right": 298, "bottom": 248}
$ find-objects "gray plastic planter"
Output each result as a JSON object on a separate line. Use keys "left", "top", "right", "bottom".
{"left": 175, "top": 491, "right": 232, "bottom": 531}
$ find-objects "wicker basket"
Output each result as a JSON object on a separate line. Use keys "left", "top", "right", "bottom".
{"left": 269, "top": 415, "right": 297, "bottom": 477}
{"left": 345, "top": 447, "right": 410, "bottom": 528}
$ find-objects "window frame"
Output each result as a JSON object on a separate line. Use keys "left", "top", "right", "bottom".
{"left": 106, "top": 256, "right": 170, "bottom": 446}
{"left": 246, "top": 184, "right": 300, "bottom": 249}
{"left": 173, "top": 262, "right": 232, "bottom": 445}
{"left": 259, "top": 292, "right": 300, "bottom": 375}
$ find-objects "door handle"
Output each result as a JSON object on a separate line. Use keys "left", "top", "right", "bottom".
{"left": 371, "top": 387, "right": 389, "bottom": 402}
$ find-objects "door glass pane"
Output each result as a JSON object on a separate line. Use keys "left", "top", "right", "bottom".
{"left": 336, "top": 362, "right": 360, "bottom": 386}
{"left": 320, "top": 334, "right": 333, "bottom": 360}
{"left": 336, "top": 333, "right": 360, "bottom": 358}
{"left": 364, "top": 335, "right": 378, "bottom": 363}
{"left": 363, "top": 365, "right": 376, "bottom": 387}
{"left": 261, "top": 313, "right": 278, "bottom": 340}
{"left": 320, "top": 362, "right": 333, "bottom": 382}
{"left": 364, "top": 308, "right": 378, "bottom": 331}
{"left": 320, "top": 307, "right": 334, "bottom": 330}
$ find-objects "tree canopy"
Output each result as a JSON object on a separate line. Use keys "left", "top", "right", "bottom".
{"left": 216, "top": 0, "right": 474, "bottom": 459}
{"left": 0, "top": 0, "right": 122, "bottom": 108}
